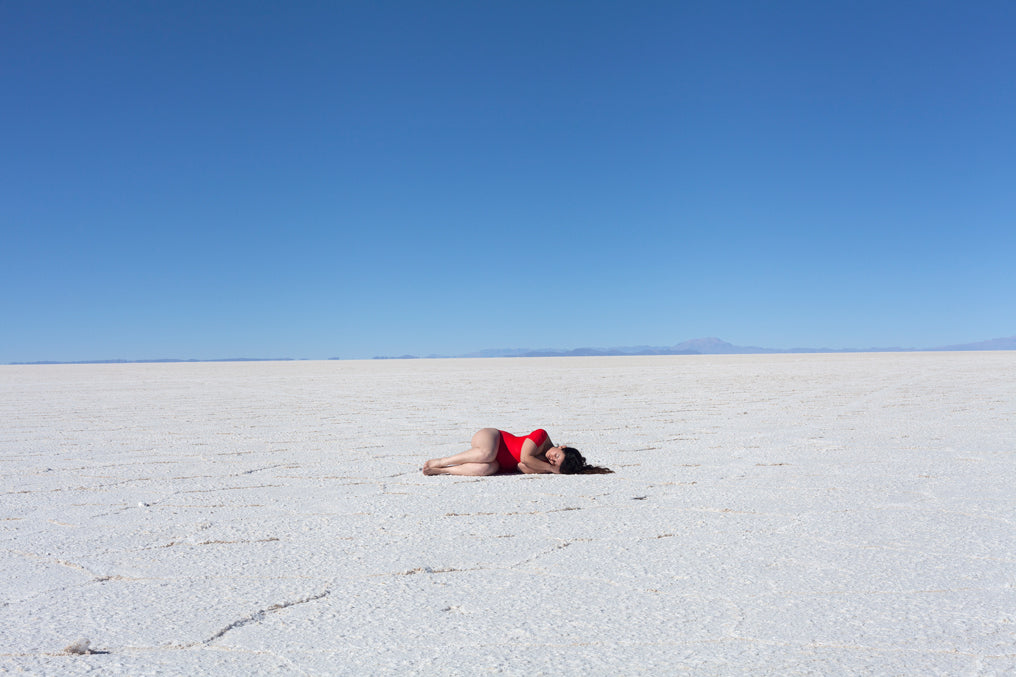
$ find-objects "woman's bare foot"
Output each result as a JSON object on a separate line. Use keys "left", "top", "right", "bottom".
{"left": 422, "top": 465, "right": 446, "bottom": 475}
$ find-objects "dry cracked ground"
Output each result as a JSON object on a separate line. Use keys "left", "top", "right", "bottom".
{"left": 2, "top": 353, "right": 1014, "bottom": 675}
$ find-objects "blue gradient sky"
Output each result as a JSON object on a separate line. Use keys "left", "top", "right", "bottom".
{"left": 3, "top": 1, "right": 1014, "bottom": 361}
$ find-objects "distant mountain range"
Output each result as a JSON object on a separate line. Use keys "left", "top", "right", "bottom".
{"left": 9, "top": 336, "right": 1015, "bottom": 364}
{"left": 936, "top": 336, "right": 1016, "bottom": 351}
{"left": 380, "top": 335, "right": 1016, "bottom": 359}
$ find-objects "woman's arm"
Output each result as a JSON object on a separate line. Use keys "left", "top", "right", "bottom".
{"left": 518, "top": 439, "right": 558, "bottom": 474}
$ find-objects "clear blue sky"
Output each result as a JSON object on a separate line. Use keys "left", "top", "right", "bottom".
{"left": 2, "top": 1, "right": 1014, "bottom": 361}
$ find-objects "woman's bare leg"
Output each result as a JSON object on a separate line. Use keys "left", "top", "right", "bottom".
{"left": 423, "top": 428, "right": 500, "bottom": 472}
{"left": 422, "top": 462, "right": 499, "bottom": 476}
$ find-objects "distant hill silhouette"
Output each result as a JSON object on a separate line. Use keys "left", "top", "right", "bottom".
{"left": 934, "top": 336, "right": 1016, "bottom": 351}
{"left": 452, "top": 335, "right": 1016, "bottom": 359}
{"left": 11, "top": 336, "right": 1015, "bottom": 364}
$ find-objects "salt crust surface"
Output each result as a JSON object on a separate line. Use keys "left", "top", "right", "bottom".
{"left": 1, "top": 352, "right": 1014, "bottom": 676}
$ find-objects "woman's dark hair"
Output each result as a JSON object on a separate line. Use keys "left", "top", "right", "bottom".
{"left": 559, "top": 447, "right": 613, "bottom": 475}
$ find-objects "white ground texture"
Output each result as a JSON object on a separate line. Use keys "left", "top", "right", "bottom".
{"left": 1, "top": 353, "right": 1014, "bottom": 676}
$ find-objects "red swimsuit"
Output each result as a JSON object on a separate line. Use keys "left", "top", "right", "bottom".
{"left": 495, "top": 429, "right": 549, "bottom": 471}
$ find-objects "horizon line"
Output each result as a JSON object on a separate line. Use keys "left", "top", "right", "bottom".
{"left": 7, "top": 334, "right": 1015, "bottom": 365}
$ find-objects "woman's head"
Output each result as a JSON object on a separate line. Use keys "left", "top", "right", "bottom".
{"left": 558, "top": 446, "right": 586, "bottom": 474}
{"left": 547, "top": 445, "right": 614, "bottom": 475}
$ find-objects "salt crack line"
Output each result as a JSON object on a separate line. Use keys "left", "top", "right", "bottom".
{"left": 234, "top": 463, "right": 296, "bottom": 477}
{"left": 511, "top": 539, "right": 591, "bottom": 568}
{"left": 204, "top": 590, "right": 331, "bottom": 644}
{"left": 10, "top": 550, "right": 100, "bottom": 577}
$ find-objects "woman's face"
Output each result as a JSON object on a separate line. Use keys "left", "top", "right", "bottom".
{"left": 546, "top": 446, "right": 566, "bottom": 468}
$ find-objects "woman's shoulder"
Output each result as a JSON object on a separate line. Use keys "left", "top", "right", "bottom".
{"left": 528, "top": 428, "right": 549, "bottom": 443}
